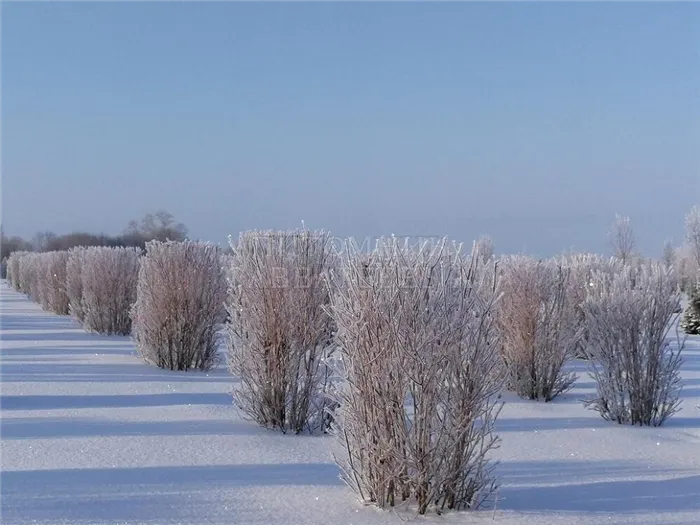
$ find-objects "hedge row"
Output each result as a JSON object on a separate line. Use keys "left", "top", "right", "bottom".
{"left": 4, "top": 232, "right": 688, "bottom": 515}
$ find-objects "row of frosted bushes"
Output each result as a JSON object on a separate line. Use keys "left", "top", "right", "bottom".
{"left": 8, "top": 247, "right": 141, "bottom": 335}
{"left": 4, "top": 233, "right": 690, "bottom": 514}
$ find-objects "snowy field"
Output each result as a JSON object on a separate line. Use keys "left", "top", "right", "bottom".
{"left": 1, "top": 280, "right": 699, "bottom": 525}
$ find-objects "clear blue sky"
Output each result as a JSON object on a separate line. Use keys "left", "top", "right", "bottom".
{"left": 3, "top": 2, "right": 699, "bottom": 256}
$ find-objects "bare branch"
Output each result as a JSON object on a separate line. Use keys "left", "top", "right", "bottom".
{"left": 609, "top": 214, "right": 636, "bottom": 264}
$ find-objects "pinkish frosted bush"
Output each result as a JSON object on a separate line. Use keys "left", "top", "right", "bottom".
{"left": 226, "top": 228, "right": 336, "bottom": 434}
{"left": 66, "top": 247, "right": 88, "bottom": 322}
{"left": 326, "top": 237, "right": 503, "bottom": 514}
{"left": 81, "top": 247, "right": 141, "bottom": 335}
{"left": 132, "top": 240, "right": 226, "bottom": 371}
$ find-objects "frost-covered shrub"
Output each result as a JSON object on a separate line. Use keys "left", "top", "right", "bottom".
{"left": 23, "top": 251, "right": 69, "bottom": 313}
{"left": 685, "top": 205, "right": 700, "bottom": 272}
{"left": 29, "top": 254, "right": 51, "bottom": 311}
{"left": 326, "top": 237, "right": 503, "bottom": 514}
{"left": 18, "top": 253, "right": 42, "bottom": 302}
{"left": 16, "top": 253, "right": 33, "bottom": 297}
{"left": 6, "top": 254, "right": 16, "bottom": 289}
{"left": 81, "top": 247, "right": 141, "bottom": 335}
{"left": 681, "top": 283, "right": 700, "bottom": 335}
{"left": 132, "top": 240, "right": 227, "bottom": 371}
{"left": 7, "top": 251, "right": 29, "bottom": 292}
{"left": 40, "top": 251, "right": 70, "bottom": 315}
{"left": 583, "top": 262, "right": 684, "bottom": 426}
{"left": 497, "top": 256, "right": 583, "bottom": 401}
{"left": 226, "top": 229, "right": 335, "bottom": 434}
{"left": 34, "top": 255, "right": 53, "bottom": 311}
{"left": 66, "top": 247, "right": 88, "bottom": 322}
{"left": 676, "top": 244, "right": 700, "bottom": 294}
{"left": 221, "top": 253, "right": 235, "bottom": 324}
{"left": 558, "top": 253, "right": 615, "bottom": 358}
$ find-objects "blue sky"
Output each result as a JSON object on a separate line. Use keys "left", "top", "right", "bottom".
{"left": 3, "top": 2, "right": 699, "bottom": 256}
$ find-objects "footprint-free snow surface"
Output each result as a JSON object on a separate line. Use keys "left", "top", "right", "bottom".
{"left": 1, "top": 281, "right": 699, "bottom": 525}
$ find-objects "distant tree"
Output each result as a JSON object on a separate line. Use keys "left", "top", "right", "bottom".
{"left": 661, "top": 239, "right": 676, "bottom": 270}
{"left": 474, "top": 235, "right": 495, "bottom": 263}
{"left": 117, "top": 231, "right": 148, "bottom": 249}
{"left": 608, "top": 214, "right": 636, "bottom": 264}
{"left": 46, "top": 232, "right": 119, "bottom": 252}
{"left": 31, "top": 231, "right": 58, "bottom": 253}
{"left": 685, "top": 205, "right": 700, "bottom": 270}
{"left": 2, "top": 212, "right": 188, "bottom": 262}
{"left": 124, "top": 210, "right": 188, "bottom": 248}
{"left": 1, "top": 226, "right": 32, "bottom": 261}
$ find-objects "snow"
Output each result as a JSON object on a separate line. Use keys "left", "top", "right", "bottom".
{"left": 1, "top": 280, "right": 699, "bottom": 525}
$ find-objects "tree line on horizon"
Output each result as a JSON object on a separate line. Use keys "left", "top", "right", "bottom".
{"left": 1, "top": 210, "right": 188, "bottom": 263}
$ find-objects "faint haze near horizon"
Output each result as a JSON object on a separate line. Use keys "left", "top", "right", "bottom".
{"left": 2, "top": 2, "right": 699, "bottom": 258}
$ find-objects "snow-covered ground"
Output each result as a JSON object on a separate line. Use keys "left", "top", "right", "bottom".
{"left": 1, "top": 280, "right": 699, "bottom": 525}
